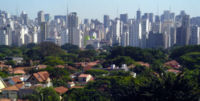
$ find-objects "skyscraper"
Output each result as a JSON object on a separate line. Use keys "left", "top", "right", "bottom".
{"left": 38, "top": 11, "right": 45, "bottom": 24}
{"left": 149, "top": 13, "right": 154, "bottom": 23}
{"left": 176, "top": 15, "right": 191, "bottom": 46}
{"left": 61, "top": 29, "right": 69, "bottom": 45}
{"left": 147, "top": 31, "right": 168, "bottom": 49}
{"left": 67, "top": 12, "right": 79, "bottom": 44}
{"left": 104, "top": 15, "right": 110, "bottom": 28}
{"left": 0, "top": 29, "right": 8, "bottom": 45}
{"left": 190, "top": 26, "right": 200, "bottom": 45}
{"left": 129, "top": 21, "right": 142, "bottom": 47}
{"left": 121, "top": 25, "right": 129, "bottom": 46}
{"left": 112, "top": 18, "right": 122, "bottom": 46}
{"left": 45, "top": 14, "right": 50, "bottom": 22}
{"left": 136, "top": 9, "right": 141, "bottom": 22}
{"left": 120, "top": 14, "right": 128, "bottom": 24}
{"left": 20, "top": 11, "right": 28, "bottom": 25}
{"left": 38, "top": 22, "right": 48, "bottom": 43}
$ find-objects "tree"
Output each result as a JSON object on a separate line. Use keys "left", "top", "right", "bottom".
{"left": 44, "top": 67, "right": 71, "bottom": 87}
{"left": 64, "top": 88, "right": 110, "bottom": 101}
{"left": 111, "top": 56, "right": 135, "bottom": 66}
{"left": 61, "top": 43, "right": 80, "bottom": 53}
{"left": 131, "top": 65, "right": 148, "bottom": 74}
{"left": 39, "top": 42, "right": 65, "bottom": 58}
{"left": 25, "top": 87, "right": 60, "bottom": 101}
{"left": 78, "top": 50, "right": 97, "bottom": 61}
{"left": 179, "top": 52, "right": 200, "bottom": 69}
{"left": 5, "top": 60, "right": 16, "bottom": 66}
{"left": 43, "top": 56, "right": 65, "bottom": 66}
{"left": 86, "top": 44, "right": 95, "bottom": 50}
{"left": 85, "top": 69, "right": 109, "bottom": 77}
{"left": 25, "top": 47, "right": 41, "bottom": 60}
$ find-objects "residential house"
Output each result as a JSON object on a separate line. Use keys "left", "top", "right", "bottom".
{"left": 67, "top": 82, "right": 75, "bottom": 88}
{"left": 6, "top": 57, "right": 24, "bottom": 65}
{"left": 78, "top": 74, "right": 94, "bottom": 85}
{"left": 8, "top": 77, "right": 22, "bottom": 85}
{"left": 167, "top": 69, "right": 181, "bottom": 74}
{"left": 54, "top": 86, "right": 68, "bottom": 100}
{"left": 0, "top": 77, "right": 7, "bottom": 92}
{"left": 36, "top": 65, "right": 47, "bottom": 70}
{"left": 2, "top": 83, "right": 24, "bottom": 100}
{"left": 26, "top": 71, "right": 52, "bottom": 87}
{"left": 164, "top": 60, "right": 181, "bottom": 69}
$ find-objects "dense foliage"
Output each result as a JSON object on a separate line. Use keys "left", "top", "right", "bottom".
{"left": 0, "top": 43, "right": 200, "bottom": 101}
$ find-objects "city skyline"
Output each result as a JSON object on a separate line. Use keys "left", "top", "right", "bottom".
{"left": 0, "top": 0, "right": 199, "bottom": 21}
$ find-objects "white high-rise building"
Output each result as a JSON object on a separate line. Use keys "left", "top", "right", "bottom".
{"left": 190, "top": 26, "right": 200, "bottom": 45}
{"left": 73, "top": 28, "right": 83, "bottom": 48}
{"left": 112, "top": 19, "right": 122, "bottom": 45}
{"left": 61, "top": 29, "right": 69, "bottom": 45}
{"left": 121, "top": 32, "right": 129, "bottom": 47}
{"left": 33, "top": 27, "right": 38, "bottom": 44}
{"left": 38, "top": 11, "right": 45, "bottom": 24}
{"left": 67, "top": 12, "right": 79, "bottom": 44}
{"left": 141, "top": 19, "right": 150, "bottom": 48}
{"left": 129, "top": 21, "right": 142, "bottom": 47}
{"left": 0, "top": 30, "right": 8, "bottom": 45}
{"left": 18, "top": 26, "right": 28, "bottom": 46}
{"left": 121, "top": 25, "right": 129, "bottom": 46}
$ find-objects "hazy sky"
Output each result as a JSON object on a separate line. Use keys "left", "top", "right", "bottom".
{"left": 0, "top": 0, "right": 199, "bottom": 21}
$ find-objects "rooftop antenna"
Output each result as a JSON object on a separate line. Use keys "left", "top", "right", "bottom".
{"left": 16, "top": 0, "right": 19, "bottom": 16}
{"left": 116, "top": 0, "right": 119, "bottom": 18}
{"left": 66, "top": 0, "right": 69, "bottom": 15}
{"left": 157, "top": 4, "right": 160, "bottom": 16}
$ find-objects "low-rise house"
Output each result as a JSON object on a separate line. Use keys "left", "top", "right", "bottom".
{"left": 105, "top": 64, "right": 129, "bottom": 71}
{"left": 27, "top": 71, "right": 52, "bottom": 87}
{"left": 18, "top": 86, "right": 36, "bottom": 99}
{"left": 56, "top": 65, "right": 65, "bottom": 68}
{"left": 9, "top": 67, "right": 27, "bottom": 75}
{"left": 0, "top": 77, "right": 7, "bottom": 92}
{"left": 2, "top": 83, "right": 24, "bottom": 100}
{"left": 54, "top": 86, "right": 68, "bottom": 95}
{"left": 78, "top": 74, "right": 94, "bottom": 85}
{"left": 8, "top": 77, "right": 22, "bottom": 85}
{"left": 67, "top": 82, "right": 75, "bottom": 88}
{"left": 167, "top": 69, "right": 181, "bottom": 74}
{"left": 0, "top": 64, "right": 11, "bottom": 71}
{"left": 0, "top": 98, "right": 11, "bottom": 101}
{"left": 54, "top": 86, "right": 69, "bottom": 100}
{"left": 137, "top": 62, "right": 150, "bottom": 68}
{"left": 13, "top": 70, "right": 26, "bottom": 75}
{"left": 164, "top": 60, "right": 181, "bottom": 69}
{"left": 36, "top": 65, "right": 47, "bottom": 70}
{"left": 6, "top": 57, "right": 23, "bottom": 65}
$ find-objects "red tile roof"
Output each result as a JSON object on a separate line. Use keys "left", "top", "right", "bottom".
{"left": 2, "top": 83, "right": 24, "bottom": 91}
{"left": 54, "top": 86, "right": 68, "bottom": 95}
{"left": 79, "top": 74, "right": 91, "bottom": 78}
{"left": 68, "top": 82, "right": 75, "bottom": 85}
{"left": 137, "top": 62, "right": 150, "bottom": 68}
{"left": 3, "top": 85, "right": 19, "bottom": 91}
{"left": 83, "top": 61, "right": 99, "bottom": 71}
{"left": 66, "top": 66, "right": 78, "bottom": 71}
{"left": 167, "top": 69, "right": 181, "bottom": 74}
{"left": 56, "top": 65, "right": 65, "bottom": 68}
{"left": 13, "top": 69, "right": 26, "bottom": 75}
{"left": 0, "top": 99, "right": 11, "bottom": 101}
{"left": 11, "top": 77, "right": 22, "bottom": 83}
{"left": 37, "top": 65, "right": 47, "bottom": 70}
{"left": 33, "top": 71, "right": 50, "bottom": 82}
{"left": 164, "top": 60, "right": 181, "bottom": 69}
